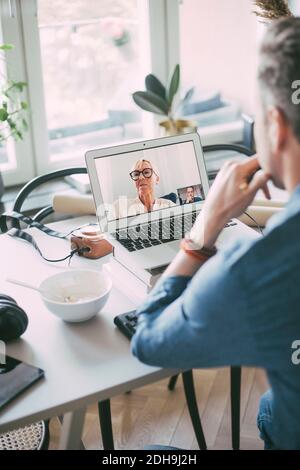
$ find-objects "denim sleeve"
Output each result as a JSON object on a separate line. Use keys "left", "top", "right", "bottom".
{"left": 131, "top": 247, "right": 259, "bottom": 369}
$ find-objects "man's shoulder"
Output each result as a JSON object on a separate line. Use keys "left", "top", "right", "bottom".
{"left": 229, "top": 210, "right": 300, "bottom": 283}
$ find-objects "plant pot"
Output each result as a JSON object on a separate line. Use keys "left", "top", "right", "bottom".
{"left": 159, "top": 119, "right": 198, "bottom": 136}
{"left": 0, "top": 171, "right": 4, "bottom": 202}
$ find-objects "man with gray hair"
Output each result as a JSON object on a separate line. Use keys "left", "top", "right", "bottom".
{"left": 132, "top": 17, "right": 300, "bottom": 450}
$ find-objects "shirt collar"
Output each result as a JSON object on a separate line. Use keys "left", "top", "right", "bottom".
{"left": 266, "top": 184, "right": 300, "bottom": 232}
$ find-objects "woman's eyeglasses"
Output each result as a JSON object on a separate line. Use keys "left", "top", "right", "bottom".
{"left": 129, "top": 168, "right": 155, "bottom": 181}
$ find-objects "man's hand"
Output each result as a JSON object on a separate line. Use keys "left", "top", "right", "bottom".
{"left": 190, "top": 156, "right": 271, "bottom": 248}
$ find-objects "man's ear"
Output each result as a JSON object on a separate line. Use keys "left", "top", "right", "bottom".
{"left": 267, "top": 107, "right": 289, "bottom": 154}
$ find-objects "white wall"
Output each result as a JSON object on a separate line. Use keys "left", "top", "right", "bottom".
{"left": 180, "top": 0, "right": 259, "bottom": 114}
{"left": 290, "top": 0, "right": 300, "bottom": 15}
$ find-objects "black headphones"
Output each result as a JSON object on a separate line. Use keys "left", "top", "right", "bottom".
{"left": 0, "top": 295, "right": 28, "bottom": 342}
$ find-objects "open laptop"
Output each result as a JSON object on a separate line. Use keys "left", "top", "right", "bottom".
{"left": 86, "top": 133, "right": 258, "bottom": 278}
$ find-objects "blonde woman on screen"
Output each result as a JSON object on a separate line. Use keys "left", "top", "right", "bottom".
{"left": 113, "top": 159, "right": 176, "bottom": 219}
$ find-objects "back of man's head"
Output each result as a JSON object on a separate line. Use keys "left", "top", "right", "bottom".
{"left": 258, "top": 17, "right": 300, "bottom": 143}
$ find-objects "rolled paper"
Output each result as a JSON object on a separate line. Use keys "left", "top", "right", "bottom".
{"left": 53, "top": 193, "right": 96, "bottom": 215}
{"left": 239, "top": 205, "right": 283, "bottom": 227}
{"left": 251, "top": 198, "right": 286, "bottom": 208}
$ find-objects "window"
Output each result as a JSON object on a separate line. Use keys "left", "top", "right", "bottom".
{"left": 22, "top": 0, "right": 148, "bottom": 174}
{"left": 0, "top": 0, "right": 35, "bottom": 186}
{"left": 38, "top": 1, "right": 143, "bottom": 161}
{"left": 1, "top": 0, "right": 169, "bottom": 185}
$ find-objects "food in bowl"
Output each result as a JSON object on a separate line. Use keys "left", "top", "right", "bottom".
{"left": 39, "top": 269, "right": 112, "bottom": 322}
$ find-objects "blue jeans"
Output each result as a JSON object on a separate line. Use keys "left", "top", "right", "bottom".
{"left": 257, "top": 389, "right": 278, "bottom": 450}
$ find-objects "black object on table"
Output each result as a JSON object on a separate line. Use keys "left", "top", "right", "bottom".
{"left": 0, "top": 355, "right": 44, "bottom": 410}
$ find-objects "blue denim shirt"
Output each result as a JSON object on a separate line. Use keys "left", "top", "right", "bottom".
{"left": 131, "top": 185, "right": 300, "bottom": 450}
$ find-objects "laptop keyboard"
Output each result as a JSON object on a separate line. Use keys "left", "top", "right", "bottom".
{"left": 112, "top": 211, "right": 237, "bottom": 252}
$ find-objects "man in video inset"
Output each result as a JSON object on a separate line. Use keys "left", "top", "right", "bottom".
{"left": 184, "top": 186, "right": 203, "bottom": 204}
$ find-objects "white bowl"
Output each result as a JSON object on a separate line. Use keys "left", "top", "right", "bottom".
{"left": 40, "top": 269, "right": 112, "bottom": 323}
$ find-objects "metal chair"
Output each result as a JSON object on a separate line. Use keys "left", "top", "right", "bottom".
{"left": 0, "top": 167, "right": 87, "bottom": 233}
{"left": 203, "top": 143, "right": 255, "bottom": 182}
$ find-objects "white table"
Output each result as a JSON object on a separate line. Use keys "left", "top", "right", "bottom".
{"left": 0, "top": 216, "right": 189, "bottom": 449}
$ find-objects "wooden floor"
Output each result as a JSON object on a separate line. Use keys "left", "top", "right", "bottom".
{"left": 49, "top": 367, "right": 268, "bottom": 450}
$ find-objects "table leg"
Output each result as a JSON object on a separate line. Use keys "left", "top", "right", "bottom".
{"left": 168, "top": 375, "right": 179, "bottom": 391}
{"left": 230, "top": 366, "right": 242, "bottom": 450}
{"left": 182, "top": 370, "right": 207, "bottom": 450}
{"left": 58, "top": 407, "right": 86, "bottom": 450}
{"left": 98, "top": 399, "right": 114, "bottom": 450}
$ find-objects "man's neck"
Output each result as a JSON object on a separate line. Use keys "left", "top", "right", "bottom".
{"left": 280, "top": 141, "right": 300, "bottom": 194}
{"left": 283, "top": 168, "right": 300, "bottom": 195}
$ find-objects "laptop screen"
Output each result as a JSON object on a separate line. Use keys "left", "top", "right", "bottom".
{"left": 94, "top": 140, "right": 205, "bottom": 222}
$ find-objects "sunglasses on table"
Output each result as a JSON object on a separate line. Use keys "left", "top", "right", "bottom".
{"left": 129, "top": 168, "right": 156, "bottom": 181}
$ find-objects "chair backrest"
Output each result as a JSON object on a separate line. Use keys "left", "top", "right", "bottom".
{"left": 202, "top": 143, "right": 255, "bottom": 183}
{"left": 4, "top": 167, "right": 87, "bottom": 231}
{"left": 160, "top": 192, "right": 178, "bottom": 204}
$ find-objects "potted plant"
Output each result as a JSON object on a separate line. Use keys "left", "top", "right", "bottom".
{"left": 0, "top": 43, "right": 28, "bottom": 202}
{"left": 253, "top": 0, "right": 293, "bottom": 20}
{"left": 132, "top": 64, "right": 196, "bottom": 136}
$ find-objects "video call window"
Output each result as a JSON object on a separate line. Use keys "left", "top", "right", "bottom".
{"left": 94, "top": 141, "right": 204, "bottom": 221}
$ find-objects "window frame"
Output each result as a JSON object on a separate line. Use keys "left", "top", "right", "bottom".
{"left": 0, "top": 0, "right": 179, "bottom": 185}
{"left": 0, "top": 0, "right": 36, "bottom": 186}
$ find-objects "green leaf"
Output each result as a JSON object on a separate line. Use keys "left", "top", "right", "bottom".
{"left": 132, "top": 91, "right": 169, "bottom": 116}
{"left": 21, "top": 101, "right": 28, "bottom": 110}
{"left": 0, "top": 108, "right": 8, "bottom": 121}
{"left": 167, "top": 64, "right": 180, "bottom": 108}
{"left": 12, "top": 81, "right": 27, "bottom": 92}
{"left": 145, "top": 74, "right": 166, "bottom": 100}
{"left": 0, "top": 44, "right": 14, "bottom": 51}
{"left": 7, "top": 118, "right": 16, "bottom": 129}
{"left": 22, "top": 118, "right": 28, "bottom": 130}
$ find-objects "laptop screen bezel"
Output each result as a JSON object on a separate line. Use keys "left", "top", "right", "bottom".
{"left": 85, "top": 133, "right": 210, "bottom": 233}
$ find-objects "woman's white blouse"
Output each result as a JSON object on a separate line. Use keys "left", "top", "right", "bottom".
{"left": 113, "top": 197, "right": 176, "bottom": 219}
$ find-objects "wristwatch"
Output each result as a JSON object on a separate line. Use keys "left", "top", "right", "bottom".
{"left": 180, "top": 237, "right": 217, "bottom": 262}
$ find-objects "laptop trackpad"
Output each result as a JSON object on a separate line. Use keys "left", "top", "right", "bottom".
{"left": 133, "top": 240, "right": 180, "bottom": 270}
